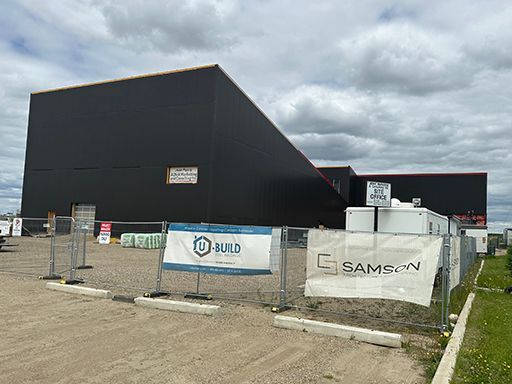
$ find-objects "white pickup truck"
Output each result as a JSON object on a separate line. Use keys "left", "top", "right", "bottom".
{"left": 0, "top": 220, "right": 11, "bottom": 249}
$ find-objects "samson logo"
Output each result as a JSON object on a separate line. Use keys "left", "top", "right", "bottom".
{"left": 193, "top": 235, "right": 212, "bottom": 257}
{"left": 342, "top": 261, "right": 421, "bottom": 275}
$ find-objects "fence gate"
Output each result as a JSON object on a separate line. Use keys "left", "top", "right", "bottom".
{"left": 46, "top": 216, "right": 76, "bottom": 279}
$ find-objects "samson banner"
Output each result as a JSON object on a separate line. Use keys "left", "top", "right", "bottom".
{"left": 450, "top": 235, "right": 461, "bottom": 291}
{"left": 305, "top": 230, "right": 443, "bottom": 307}
{"left": 163, "top": 223, "right": 273, "bottom": 275}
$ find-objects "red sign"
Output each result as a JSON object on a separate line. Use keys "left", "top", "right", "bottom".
{"left": 100, "top": 222, "right": 112, "bottom": 232}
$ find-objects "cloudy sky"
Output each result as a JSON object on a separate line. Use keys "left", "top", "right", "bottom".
{"left": 0, "top": 0, "right": 511, "bottom": 231}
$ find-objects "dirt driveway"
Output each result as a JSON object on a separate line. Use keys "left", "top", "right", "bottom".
{"left": 0, "top": 274, "right": 425, "bottom": 384}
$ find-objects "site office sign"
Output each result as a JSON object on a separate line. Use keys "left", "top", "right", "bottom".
{"left": 99, "top": 222, "right": 112, "bottom": 245}
{"left": 366, "top": 181, "right": 391, "bottom": 207}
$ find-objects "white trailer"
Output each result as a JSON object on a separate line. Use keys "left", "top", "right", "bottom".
{"left": 503, "top": 228, "right": 512, "bottom": 246}
{"left": 345, "top": 205, "right": 449, "bottom": 235}
{"left": 463, "top": 226, "right": 488, "bottom": 254}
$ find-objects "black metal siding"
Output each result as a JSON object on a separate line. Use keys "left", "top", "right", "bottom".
{"left": 22, "top": 67, "right": 217, "bottom": 221}
{"left": 351, "top": 174, "right": 487, "bottom": 216}
{"left": 317, "top": 166, "right": 356, "bottom": 204}
{"left": 209, "top": 68, "right": 347, "bottom": 228}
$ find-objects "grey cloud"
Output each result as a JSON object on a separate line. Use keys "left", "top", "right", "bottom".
{"left": 336, "top": 23, "right": 473, "bottom": 95}
{"left": 100, "top": 0, "right": 237, "bottom": 53}
{"left": 288, "top": 133, "right": 381, "bottom": 162}
{"left": 276, "top": 87, "right": 372, "bottom": 136}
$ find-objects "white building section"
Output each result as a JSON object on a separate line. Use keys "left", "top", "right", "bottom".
{"left": 346, "top": 200, "right": 449, "bottom": 235}
{"left": 463, "top": 227, "right": 488, "bottom": 254}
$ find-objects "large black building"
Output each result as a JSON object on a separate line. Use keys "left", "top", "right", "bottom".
{"left": 318, "top": 166, "right": 487, "bottom": 225}
{"left": 21, "top": 65, "right": 347, "bottom": 228}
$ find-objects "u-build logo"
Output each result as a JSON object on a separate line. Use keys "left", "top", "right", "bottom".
{"left": 192, "top": 235, "right": 242, "bottom": 257}
{"left": 193, "top": 236, "right": 212, "bottom": 257}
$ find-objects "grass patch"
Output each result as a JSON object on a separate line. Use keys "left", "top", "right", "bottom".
{"left": 450, "top": 258, "right": 482, "bottom": 316}
{"left": 403, "top": 257, "right": 482, "bottom": 382}
{"left": 451, "top": 291, "right": 512, "bottom": 384}
{"left": 404, "top": 334, "right": 450, "bottom": 381}
{"left": 477, "top": 256, "right": 512, "bottom": 290}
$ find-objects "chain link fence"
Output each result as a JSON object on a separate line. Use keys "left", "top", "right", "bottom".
{"left": 1, "top": 218, "right": 479, "bottom": 332}
{"left": 72, "top": 220, "right": 166, "bottom": 297}
{"left": 0, "top": 218, "right": 53, "bottom": 276}
{"left": 159, "top": 226, "right": 283, "bottom": 305}
{"left": 278, "top": 227, "right": 454, "bottom": 332}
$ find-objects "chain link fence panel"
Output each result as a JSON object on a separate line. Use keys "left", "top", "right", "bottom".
{"left": 73, "top": 220, "right": 165, "bottom": 296}
{"left": 0, "top": 218, "right": 53, "bottom": 277}
{"left": 280, "top": 227, "right": 450, "bottom": 332}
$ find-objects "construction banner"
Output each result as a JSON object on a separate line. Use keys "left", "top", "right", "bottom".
{"left": 163, "top": 223, "right": 273, "bottom": 275}
{"left": 305, "top": 229, "right": 443, "bottom": 307}
{"left": 450, "top": 235, "right": 461, "bottom": 290}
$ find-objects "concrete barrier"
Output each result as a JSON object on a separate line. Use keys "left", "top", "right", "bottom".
{"left": 431, "top": 292, "right": 476, "bottom": 384}
{"left": 46, "top": 282, "right": 112, "bottom": 299}
{"left": 134, "top": 297, "right": 221, "bottom": 316}
{"left": 273, "top": 315, "right": 402, "bottom": 348}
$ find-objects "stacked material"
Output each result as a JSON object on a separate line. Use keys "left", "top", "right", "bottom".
{"left": 134, "top": 233, "right": 162, "bottom": 249}
{"left": 120, "top": 233, "right": 136, "bottom": 248}
{"left": 118, "top": 233, "right": 163, "bottom": 249}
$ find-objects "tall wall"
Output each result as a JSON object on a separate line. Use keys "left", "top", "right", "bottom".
{"left": 21, "top": 66, "right": 218, "bottom": 222}
{"left": 21, "top": 65, "right": 348, "bottom": 227}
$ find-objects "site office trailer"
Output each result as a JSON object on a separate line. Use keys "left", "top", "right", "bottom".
{"left": 345, "top": 206, "right": 449, "bottom": 235}
{"left": 21, "top": 64, "right": 347, "bottom": 228}
{"left": 462, "top": 226, "right": 488, "bottom": 254}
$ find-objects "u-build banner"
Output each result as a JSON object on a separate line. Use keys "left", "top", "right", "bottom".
{"left": 163, "top": 223, "right": 273, "bottom": 275}
{"left": 305, "top": 230, "right": 443, "bottom": 307}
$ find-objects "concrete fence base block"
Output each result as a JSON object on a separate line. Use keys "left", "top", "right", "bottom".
{"left": 273, "top": 315, "right": 402, "bottom": 348}
{"left": 46, "top": 282, "right": 112, "bottom": 299}
{"left": 134, "top": 297, "right": 221, "bottom": 316}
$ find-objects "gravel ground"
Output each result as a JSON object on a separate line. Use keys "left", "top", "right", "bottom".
{"left": 0, "top": 273, "right": 426, "bottom": 384}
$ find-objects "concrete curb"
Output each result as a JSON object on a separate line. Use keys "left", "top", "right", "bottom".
{"left": 46, "top": 282, "right": 112, "bottom": 299}
{"left": 474, "top": 259, "right": 485, "bottom": 286}
{"left": 272, "top": 315, "right": 402, "bottom": 348}
{"left": 431, "top": 292, "right": 476, "bottom": 384}
{"left": 134, "top": 297, "right": 221, "bottom": 316}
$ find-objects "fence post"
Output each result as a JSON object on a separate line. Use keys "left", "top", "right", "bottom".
{"left": 440, "top": 234, "right": 449, "bottom": 331}
{"left": 444, "top": 234, "right": 452, "bottom": 330}
{"left": 40, "top": 216, "right": 61, "bottom": 280}
{"left": 49, "top": 217, "right": 55, "bottom": 276}
{"left": 278, "top": 226, "right": 288, "bottom": 310}
{"left": 68, "top": 220, "right": 81, "bottom": 282}
{"left": 155, "top": 220, "right": 167, "bottom": 293}
{"left": 77, "top": 222, "right": 93, "bottom": 269}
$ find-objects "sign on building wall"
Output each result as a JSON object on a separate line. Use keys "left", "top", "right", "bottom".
{"left": 163, "top": 223, "right": 273, "bottom": 275}
{"left": 12, "top": 218, "right": 22, "bottom": 237}
{"left": 167, "top": 166, "right": 198, "bottom": 184}
{"left": 305, "top": 229, "right": 443, "bottom": 307}
{"left": 366, "top": 181, "right": 391, "bottom": 207}
{"left": 99, "top": 222, "right": 112, "bottom": 244}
